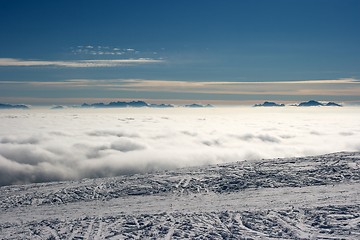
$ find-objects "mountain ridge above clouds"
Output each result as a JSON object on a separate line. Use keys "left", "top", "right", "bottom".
{"left": 0, "top": 103, "right": 29, "bottom": 109}
{"left": 254, "top": 101, "right": 285, "bottom": 107}
{"left": 0, "top": 100, "right": 346, "bottom": 109}
{"left": 297, "top": 100, "right": 342, "bottom": 107}
{"left": 254, "top": 100, "right": 343, "bottom": 107}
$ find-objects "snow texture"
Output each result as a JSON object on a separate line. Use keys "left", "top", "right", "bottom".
{"left": 1, "top": 151, "right": 359, "bottom": 239}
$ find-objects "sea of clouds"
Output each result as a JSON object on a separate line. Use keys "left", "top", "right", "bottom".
{"left": 1, "top": 107, "right": 360, "bottom": 186}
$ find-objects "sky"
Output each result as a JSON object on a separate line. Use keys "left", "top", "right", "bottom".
{"left": 0, "top": 0, "right": 360, "bottom": 105}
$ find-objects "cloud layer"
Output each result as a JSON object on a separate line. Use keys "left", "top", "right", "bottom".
{"left": 2, "top": 78, "right": 359, "bottom": 98}
{"left": 1, "top": 107, "right": 360, "bottom": 186}
{"left": 113, "top": 78, "right": 360, "bottom": 96}
{"left": 0, "top": 58, "right": 163, "bottom": 68}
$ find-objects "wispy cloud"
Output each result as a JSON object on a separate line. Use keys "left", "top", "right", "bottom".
{"left": 70, "top": 45, "right": 160, "bottom": 58}
{"left": 114, "top": 78, "right": 360, "bottom": 96}
{"left": 118, "top": 78, "right": 360, "bottom": 96}
{"left": 0, "top": 58, "right": 164, "bottom": 68}
{"left": 72, "top": 45, "right": 138, "bottom": 56}
{"left": 5, "top": 78, "right": 357, "bottom": 96}
{"left": 1, "top": 78, "right": 359, "bottom": 105}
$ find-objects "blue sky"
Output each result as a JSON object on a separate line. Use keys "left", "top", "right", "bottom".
{"left": 0, "top": 0, "right": 359, "bottom": 105}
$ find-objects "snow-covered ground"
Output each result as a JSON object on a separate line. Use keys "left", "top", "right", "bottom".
{"left": 1, "top": 151, "right": 359, "bottom": 239}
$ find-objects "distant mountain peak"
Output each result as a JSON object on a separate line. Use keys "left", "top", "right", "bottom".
{"left": 254, "top": 101, "right": 285, "bottom": 107}
{"left": 149, "top": 103, "right": 174, "bottom": 108}
{"left": 50, "top": 105, "right": 65, "bottom": 110}
{"left": 184, "top": 103, "right": 214, "bottom": 108}
{"left": 298, "top": 100, "right": 323, "bottom": 107}
{"left": 0, "top": 103, "right": 29, "bottom": 109}
{"left": 325, "top": 102, "right": 342, "bottom": 107}
{"left": 81, "top": 100, "right": 175, "bottom": 108}
{"left": 297, "top": 100, "right": 342, "bottom": 107}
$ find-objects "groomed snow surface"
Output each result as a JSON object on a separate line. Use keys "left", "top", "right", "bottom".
{"left": 1, "top": 151, "right": 359, "bottom": 239}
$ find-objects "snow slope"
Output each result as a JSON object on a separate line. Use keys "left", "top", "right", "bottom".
{"left": 0, "top": 151, "right": 359, "bottom": 239}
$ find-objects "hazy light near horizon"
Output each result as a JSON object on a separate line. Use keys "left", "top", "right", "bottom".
{"left": 0, "top": 107, "right": 360, "bottom": 186}
{"left": 1, "top": 78, "right": 359, "bottom": 103}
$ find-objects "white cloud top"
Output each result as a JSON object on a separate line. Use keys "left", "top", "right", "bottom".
{"left": 0, "top": 107, "right": 359, "bottom": 186}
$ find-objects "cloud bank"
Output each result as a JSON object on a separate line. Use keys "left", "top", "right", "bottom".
{"left": 115, "top": 78, "right": 360, "bottom": 96}
{"left": 1, "top": 78, "right": 359, "bottom": 107}
{"left": 0, "top": 58, "right": 163, "bottom": 68}
{"left": 2, "top": 78, "right": 359, "bottom": 99}
{"left": 0, "top": 107, "right": 360, "bottom": 186}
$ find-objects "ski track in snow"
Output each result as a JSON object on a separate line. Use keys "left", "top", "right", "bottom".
{"left": 1, "top": 151, "right": 360, "bottom": 239}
